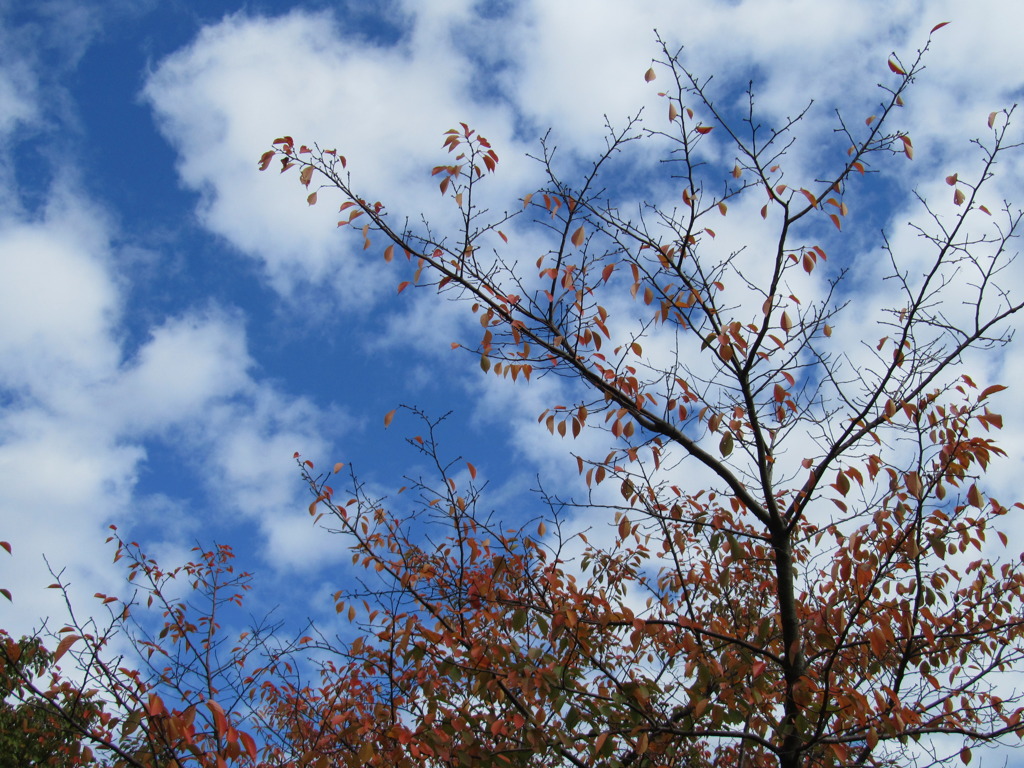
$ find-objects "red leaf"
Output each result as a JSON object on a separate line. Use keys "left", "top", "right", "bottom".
{"left": 695, "top": 125, "right": 713, "bottom": 135}
{"left": 888, "top": 58, "right": 906, "bottom": 75}
{"left": 930, "top": 21, "right": 950, "bottom": 33}
{"left": 0, "top": 541, "right": 10, "bottom": 555}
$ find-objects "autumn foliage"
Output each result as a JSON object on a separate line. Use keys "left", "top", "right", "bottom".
{"left": 4, "top": 24, "right": 1024, "bottom": 768}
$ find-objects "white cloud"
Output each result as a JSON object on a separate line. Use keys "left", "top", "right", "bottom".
{"left": 0, "top": 185, "right": 344, "bottom": 634}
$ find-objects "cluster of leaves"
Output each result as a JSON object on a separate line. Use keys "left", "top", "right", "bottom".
{"left": 0, "top": 530, "right": 293, "bottom": 767}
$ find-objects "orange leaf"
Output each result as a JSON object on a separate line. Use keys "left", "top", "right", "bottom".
{"left": 888, "top": 58, "right": 906, "bottom": 76}
{"left": 967, "top": 484, "right": 984, "bottom": 507}
{"left": 467, "top": 462, "right": 477, "bottom": 479}
{"left": 384, "top": 409, "right": 397, "bottom": 428}
{"left": 953, "top": 188, "right": 966, "bottom": 206}
{"left": 695, "top": 125, "right": 713, "bottom": 134}
{"left": 718, "top": 201, "right": 727, "bottom": 215}
{"left": 54, "top": 634, "right": 80, "bottom": 663}
{"left": 384, "top": 245, "right": 394, "bottom": 262}
{"left": 571, "top": 225, "right": 585, "bottom": 247}
{"left": 206, "top": 699, "right": 228, "bottom": 736}
{"left": 945, "top": 173, "right": 958, "bottom": 186}
{"left": 899, "top": 135, "right": 914, "bottom": 159}
{"left": 240, "top": 732, "right": 258, "bottom": 761}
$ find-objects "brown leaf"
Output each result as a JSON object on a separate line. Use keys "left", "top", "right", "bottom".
{"left": 644, "top": 67, "right": 656, "bottom": 82}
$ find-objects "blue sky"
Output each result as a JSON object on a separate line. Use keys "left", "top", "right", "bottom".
{"left": 2, "top": 2, "right": 1024, "bottom": 742}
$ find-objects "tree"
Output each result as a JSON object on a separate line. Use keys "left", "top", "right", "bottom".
{"left": 2, "top": 25, "right": 1024, "bottom": 768}
{"left": 257, "top": 26, "right": 1024, "bottom": 768}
